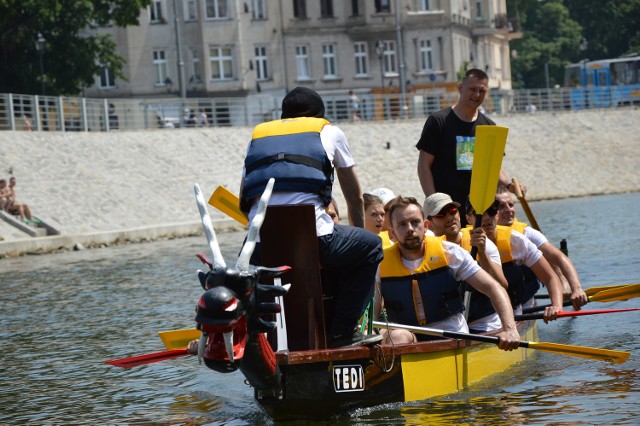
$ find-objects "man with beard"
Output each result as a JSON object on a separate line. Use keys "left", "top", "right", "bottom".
{"left": 373, "top": 196, "right": 520, "bottom": 350}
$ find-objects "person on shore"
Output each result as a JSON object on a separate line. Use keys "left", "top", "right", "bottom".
{"left": 370, "top": 187, "right": 396, "bottom": 248}
{"left": 7, "top": 177, "right": 33, "bottom": 222}
{"left": 348, "top": 90, "right": 360, "bottom": 121}
{"left": 373, "top": 196, "right": 520, "bottom": 350}
{"left": 424, "top": 193, "right": 507, "bottom": 332}
{"left": 495, "top": 185, "right": 589, "bottom": 309}
{"left": 416, "top": 68, "right": 524, "bottom": 225}
{"left": 0, "top": 179, "right": 10, "bottom": 211}
{"left": 464, "top": 198, "right": 563, "bottom": 322}
{"left": 239, "top": 86, "right": 383, "bottom": 348}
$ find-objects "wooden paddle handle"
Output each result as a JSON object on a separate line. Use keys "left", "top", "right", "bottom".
{"left": 512, "top": 177, "right": 524, "bottom": 199}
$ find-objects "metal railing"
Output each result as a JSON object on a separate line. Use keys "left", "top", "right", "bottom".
{"left": 1, "top": 85, "right": 638, "bottom": 131}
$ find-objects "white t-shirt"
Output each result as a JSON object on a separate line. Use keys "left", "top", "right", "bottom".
{"left": 509, "top": 230, "right": 543, "bottom": 267}
{"left": 243, "top": 124, "right": 355, "bottom": 237}
{"left": 523, "top": 226, "right": 548, "bottom": 248}
{"left": 376, "top": 240, "right": 481, "bottom": 333}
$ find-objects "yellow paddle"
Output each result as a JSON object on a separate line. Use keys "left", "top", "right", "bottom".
{"left": 371, "top": 321, "right": 629, "bottom": 364}
{"left": 512, "top": 176, "right": 541, "bottom": 231}
{"left": 208, "top": 185, "right": 248, "bottom": 226}
{"left": 523, "top": 283, "right": 640, "bottom": 314}
{"left": 158, "top": 328, "right": 202, "bottom": 350}
{"left": 536, "top": 283, "right": 639, "bottom": 299}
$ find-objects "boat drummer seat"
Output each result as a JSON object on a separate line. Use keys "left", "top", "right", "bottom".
{"left": 260, "top": 204, "right": 333, "bottom": 351}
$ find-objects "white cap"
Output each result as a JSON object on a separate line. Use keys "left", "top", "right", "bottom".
{"left": 423, "top": 192, "right": 460, "bottom": 217}
{"left": 370, "top": 188, "right": 395, "bottom": 207}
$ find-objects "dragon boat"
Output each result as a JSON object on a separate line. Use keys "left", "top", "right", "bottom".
{"left": 191, "top": 180, "right": 537, "bottom": 421}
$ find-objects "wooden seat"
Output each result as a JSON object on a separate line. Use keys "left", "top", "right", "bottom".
{"left": 260, "top": 204, "right": 328, "bottom": 351}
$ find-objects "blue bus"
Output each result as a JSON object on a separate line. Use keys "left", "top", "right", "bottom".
{"left": 564, "top": 55, "right": 640, "bottom": 108}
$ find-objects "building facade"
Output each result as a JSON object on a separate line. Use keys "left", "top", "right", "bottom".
{"left": 86, "top": 0, "right": 521, "bottom": 100}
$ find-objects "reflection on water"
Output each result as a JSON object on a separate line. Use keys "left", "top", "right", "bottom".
{"left": 1, "top": 193, "right": 638, "bottom": 425}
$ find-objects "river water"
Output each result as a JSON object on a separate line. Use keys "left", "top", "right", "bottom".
{"left": 1, "top": 192, "right": 639, "bottom": 425}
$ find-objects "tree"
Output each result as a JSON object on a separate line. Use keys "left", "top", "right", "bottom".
{"left": 563, "top": 0, "right": 640, "bottom": 60}
{"left": 508, "top": 0, "right": 583, "bottom": 88}
{"left": 0, "top": 0, "right": 151, "bottom": 96}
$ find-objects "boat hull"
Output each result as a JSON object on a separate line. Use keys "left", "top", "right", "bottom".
{"left": 257, "top": 320, "right": 537, "bottom": 420}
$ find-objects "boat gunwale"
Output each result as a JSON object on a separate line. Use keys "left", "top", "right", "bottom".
{"left": 275, "top": 320, "right": 535, "bottom": 365}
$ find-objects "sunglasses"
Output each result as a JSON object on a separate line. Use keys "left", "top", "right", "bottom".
{"left": 467, "top": 201, "right": 499, "bottom": 217}
{"left": 431, "top": 205, "right": 458, "bottom": 218}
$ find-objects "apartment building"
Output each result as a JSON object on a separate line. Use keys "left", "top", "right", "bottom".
{"left": 86, "top": 0, "right": 521, "bottom": 100}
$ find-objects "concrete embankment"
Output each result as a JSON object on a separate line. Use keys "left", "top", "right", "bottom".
{"left": 1, "top": 108, "right": 638, "bottom": 256}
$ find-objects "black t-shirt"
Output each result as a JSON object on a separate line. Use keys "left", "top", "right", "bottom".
{"left": 416, "top": 107, "right": 496, "bottom": 210}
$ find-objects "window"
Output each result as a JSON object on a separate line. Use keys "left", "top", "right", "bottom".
{"left": 354, "top": 42, "right": 368, "bottom": 76}
{"left": 209, "top": 46, "right": 234, "bottom": 79}
{"left": 99, "top": 67, "right": 115, "bottom": 88}
{"left": 375, "top": 0, "right": 390, "bottom": 13}
{"left": 295, "top": 45, "right": 311, "bottom": 79}
{"left": 153, "top": 50, "right": 168, "bottom": 85}
{"left": 419, "top": 39, "right": 433, "bottom": 71}
{"left": 190, "top": 48, "right": 202, "bottom": 84}
{"left": 252, "top": 0, "right": 266, "bottom": 19}
{"left": 185, "top": 0, "right": 198, "bottom": 21}
{"left": 418, "top": 0, "right": 431, "bottom": 11}
{"left": 205, "top": 0, "right": 228, "bottom": 19}
{"left": 381, "top": 41, "right": 397, "bottom": 74}
{"left": 320, "top": 0, "right": 333, "bottom": 17}
{"left": 255, "top": 46, "right": 269, "bottom": 80}
{"left": 475, "top": 0, "right": 483, "bottom": 18}
{"left": 150, "top": 0, "right": 164, "bottom": 22}
{"left": 351, "top": 0, "right": 360, "bottom": 16}
{"left": 322, "top": 44, "right": 337, "bottom": 78}
{"left": 293, "top": 0, "right": 307, "bottom": 18}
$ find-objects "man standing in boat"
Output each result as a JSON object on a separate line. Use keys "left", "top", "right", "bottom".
{"left": 374, "top": 196, "right": 520, "bottom": 350}
{"left": 495, "top": 185, "right": 589, "bottom": 309}
{"left": 239, "top": 86, "right": 383, "bottom": 348}
{"left": 416, "top": 69, "right": 524, "bottom": 225}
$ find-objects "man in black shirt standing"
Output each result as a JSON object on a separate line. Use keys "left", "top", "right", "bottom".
{"left": 416, "top": 69, "right": 522, "bottom": 225}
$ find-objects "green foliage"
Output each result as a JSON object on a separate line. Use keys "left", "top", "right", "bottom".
{"left": 0, "top": 0, "right": 151, "bottom": 95}
{"left": 507, "top": 0, "right": 640, "bottom": 88}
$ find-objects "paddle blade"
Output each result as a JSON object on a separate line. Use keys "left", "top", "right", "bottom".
{"left": 585, "top": 284, "right": 638, "bottom": 297}
{"left": 589, "top": 284, "right": 640, "bottom": 303}
{"left": 209, "top": 186, "right": 248, "bottom": 226}
{"left": 468, "top": 125, "right": 509, "bottom": 214}
{"left": 106, "top": 349, "right": 189, "bottom": 369}
{"left": 159, "top": 328, "right": 202, "bottom": 350}
{"left": 526, "top": 341, "right": 630, "bottom": 364}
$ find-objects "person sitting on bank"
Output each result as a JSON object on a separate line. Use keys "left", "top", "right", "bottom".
{"left": 464, "top": 198, "right": 563, "bottom": 321}
{"left": 495, "top": 185, "right": 589, "bottom": 310}
{"left": 0, "top": 179, "right": 10, "bottom": 211}
{"left": 239, "top": 86, "right": 383, "bottom": 348}
{"left": 424, "top": 192, "right": 507, "bottom": 332}
{"left": 7, "top": 177, "right": 33, "bottom": 223}
{"left": 373, "top": 196, "right": 520, "bottom": 350}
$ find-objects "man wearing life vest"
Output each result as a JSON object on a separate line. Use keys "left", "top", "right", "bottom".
{"left": 464, "top": 199, "right": 564, "bottom": 322}
{"left": 373, "top": 196, "right": 520, "bottom": 351}
{"left": 495, "top": 185, "right": 589, "bottom": 310}
{"left": 424, "top": 193, "right": 507, "bottom": 332}
{"left": 240, "top": 87, "right": 383, "bottom": 348}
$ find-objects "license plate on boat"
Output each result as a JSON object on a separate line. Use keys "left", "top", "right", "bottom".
{"left": 333, "top": 365, "right": 365, "bottom": 392}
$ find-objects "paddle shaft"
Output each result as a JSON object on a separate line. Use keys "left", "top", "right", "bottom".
{"left": 523, "top": 284, "right": 640, "bottom": 314}
{"left": 372, "top": 320, "right": 629, "bottom": 363}
{"left": 515, "top": 307, "right": 640, "bottom": 321}
{"left": 106, "top": 348, "right": 189, "bottom": 368}
{"left": 512, "top": 177, "right": 541, "bottom": 232}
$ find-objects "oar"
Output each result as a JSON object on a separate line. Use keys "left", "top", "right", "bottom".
{"left": 534, "top": 283, "right": 639, "bottom": 299}
{"left": 466, "top": 125, "right": 509, "bottom": 318}
{"left": 106, "top": 349, "right": 189, "bottom": 369}
{"left": 208, "top": 185, "right": 248, "bottom": 226}
{"left": 512, "top": 176, "right": 541, "bottom": 231}
{"left": 372, "top": 320, "right": 629, "bottom": 364}
{"left": 515, "top": 307, "right": 640, "bottom": 321}
{"left": 159, "top": 328, "right": 202, "bottom": 350}
{"left": 523, "top": 283, "right": 640, "bottom": 314}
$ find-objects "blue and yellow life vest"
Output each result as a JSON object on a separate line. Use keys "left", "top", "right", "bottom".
{"left": 494, "top": 225, "right": 540, "bottom": 306}
{"left": 459, "top": 227, "right": 496, "bottom": 321}
{"left": 380, "top": 236, "right": 463, "bottom": 326}
{"left": 240, "top": 117, "right": 334, "bottom": 213}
